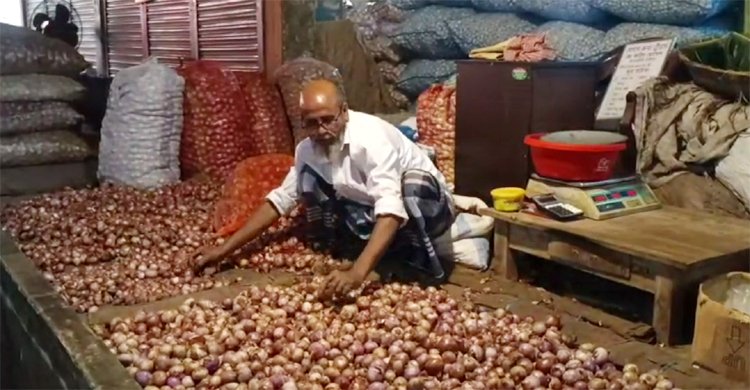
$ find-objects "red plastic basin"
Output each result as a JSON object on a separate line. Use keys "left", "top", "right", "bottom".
{"left": 524, "top": 133, "right": 626, "bottom": 182}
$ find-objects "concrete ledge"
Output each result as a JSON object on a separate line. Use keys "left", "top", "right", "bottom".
{"left": 0, "top": 245, "right": 137, "bottom": 390}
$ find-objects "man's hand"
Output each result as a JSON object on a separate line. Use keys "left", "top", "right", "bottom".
{"left": 192, "top": 246, "right": 227, "bottom": 272}
{"left": 319, "top": 268, "right": 366, "bottom": 300}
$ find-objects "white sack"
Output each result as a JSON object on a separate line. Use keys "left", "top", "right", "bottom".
{"left": 98, "top": 58, "right": 185, "bottom": 189}
{"left": 716, "top": 131, "right": 750, "bottom": 212}
{"left": 435, "top": 195, "right": 495, "bottom": 270}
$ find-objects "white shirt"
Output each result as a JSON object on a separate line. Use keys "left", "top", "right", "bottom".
{"left": 267, "top": 110, "right": 450, "bottom": 225}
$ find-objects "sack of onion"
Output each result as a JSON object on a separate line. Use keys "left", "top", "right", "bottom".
{"left": 212, "top": 154, "right": 295, "bottom": 237}
{"left": 178, "top": 61, "right": 255, "bottom": 179}
{"left": 235, "top": 72, "right": 294, "bottom": 156}
{"left": 0, "top": 130, "right": 93, "bottom": 167}
{"left": 98, "top": 58, "right": 185, "bottom": 189}
{"left": 0, "top": 74, "right": 85, "bottom": 102}
{"left": 416, "top": 84, "right": 456, "bottom": 189}
{"left": 0, "top": 101, "right": 82, "bottom": 135}
{"left": 274, "top": 58, "right": 345, "bottom": 146}
{"left": 397, "top": 59, "right": 456, "bottom": 99}
{"left": 93, "top": 281, "right": 677, "bottom": 390}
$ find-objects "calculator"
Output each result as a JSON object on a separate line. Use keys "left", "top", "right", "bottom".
{"left": 531, "top": 193, "right": 583, "bottom": 221}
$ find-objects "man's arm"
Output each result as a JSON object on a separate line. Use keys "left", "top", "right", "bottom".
{"left": 195, "top": 166, "right": 299, "bottom": 270}
{"left": 349, "top": 214, "right": 402, "bottom": 280}
{"left": 211, "top": 201, "right": 282, "bottom": 259}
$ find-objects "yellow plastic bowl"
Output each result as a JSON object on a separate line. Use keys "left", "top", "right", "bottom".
{"left": 491, "top": 187, "right": 526, "bottom": 212}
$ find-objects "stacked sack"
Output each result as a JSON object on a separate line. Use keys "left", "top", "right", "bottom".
{"left": 347, "top": 2, "right": 411, "bottom": 110}
{"left": 0, "top": 23, "right": 92, "bottom": 170}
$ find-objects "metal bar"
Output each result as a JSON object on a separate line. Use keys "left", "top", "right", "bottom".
{"left": 140, "top": 2, "right": 149, "bottom": 58}
{"left": 189, "top": 0, "right": 199, "bottom": 59}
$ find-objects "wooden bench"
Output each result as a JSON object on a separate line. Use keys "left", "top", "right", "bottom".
{"left": 479, "top": 206, "right": 750, "bottom": 345}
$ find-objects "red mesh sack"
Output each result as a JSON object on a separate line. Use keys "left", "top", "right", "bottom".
{"left": 236, "top": 72, "right": 294, "bottom": 156}
{"left": 417, "top": 85, "right": 456, "bottom": 189}
{"left": 212, "top": 154, "right": 295, "bottom": 236}
{"left": 178, "top": 61, "right": 254, "bottom": 179}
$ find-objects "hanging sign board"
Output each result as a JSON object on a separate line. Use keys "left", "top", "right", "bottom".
{"left": 595, "top": 39, "right": 675, "bottom": 129}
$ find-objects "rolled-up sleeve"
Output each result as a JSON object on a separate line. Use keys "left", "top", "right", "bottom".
{"left": 265, "top": 166, "right": 299, "bottom": 216}
{"left": 364, "top": 138, "right": 409, "bottom": 225}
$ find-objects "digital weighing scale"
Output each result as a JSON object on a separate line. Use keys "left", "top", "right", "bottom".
{"left": 525, "top": 174, "right": 661, "bottom": 220}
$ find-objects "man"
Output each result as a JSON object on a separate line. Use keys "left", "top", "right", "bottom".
{"left": 195, "top": 79, "right": 455, "bottom": 298}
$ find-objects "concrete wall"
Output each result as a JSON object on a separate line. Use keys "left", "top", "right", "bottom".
{"left": 0, "top": 232, "right": 137, "bottom": 390}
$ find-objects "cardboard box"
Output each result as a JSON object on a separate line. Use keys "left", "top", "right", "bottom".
{"left": 692, "top": 272, "right": 750, "bottom": 384}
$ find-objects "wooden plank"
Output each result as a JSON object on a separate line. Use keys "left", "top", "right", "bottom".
{"left": 480, "top": 207, "right": 750, "bottom": 269}
{"left": 262, "top": 0, "right": 283, "bottom": 77}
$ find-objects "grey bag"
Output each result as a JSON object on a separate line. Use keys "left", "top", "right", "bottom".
{"left": 390, "top": 6, "right": 476, "bottom": 60}
{"left": 519, "top": 0, "right": 609, "bottom": 24}
{"left": 0, "top": 101, "right": 82, "bottom": 135}
{"left": 591, "top": 0, "right": 733, "bottom": 25}
{"left": 534, "top": 22, "right": 607, "bottom": 61}
{"left": 397, "top": 60, "right": 456, "bottom": 98}
{"left": 98, "top": 58, "right": 185, "bottom": 189}
{"left": 0, "top": 74, "right": 85, "bottom": 102}
{"left": 602, "top": 23, "right": 730, "bottom": 53}
{"left": 448, "top": 13, "right": 537, "bottom": 56}
{"left": 0, "top": 130, "right": 92, "bottom": 167}
{"left": 0, "top": 22, "right": 89, "bottom": 76}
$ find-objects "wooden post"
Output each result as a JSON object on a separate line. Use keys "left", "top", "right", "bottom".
{"left": 493, "top": 221, "right": 518, "bottom": 281}
{"left": 263, "top": 0, "right": 283, "bottom": 78}
{"left": 653, "top": 275, "right": 686, "bottom": 345}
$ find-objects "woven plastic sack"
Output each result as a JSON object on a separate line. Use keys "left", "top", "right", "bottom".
{"left": 388, "top": 0, "right": 428, "bottom": 10}
{"left": 378, "top": 62, "right": 407, "bottom": 83}
{"left": 416, "top": 85, "right": 456, "bottom": 189}
{"left": 98, "top": 59, "right": 185, "bottom": 189}
{"left": 212, "top": 154, "right": 295, "bottom": 236}
{"left": 349, "top": 2, "right": 407, "bottom": 39}
{"left": 397, "top": 60, "right": 456, "bottom": 99}
{"left": 178, "top": 61, "right": 254, "bottom": 179}
{"left": 447, "top": 13, "right": 538, "bottom": 56}
{"left": 602, "top": 22, "right": 730, "bottom": 53}
{"left": 274, "top": 58, "right": 344, "bottom": 146}
{"left": 390, "top": 6, "right": 476, "bottom": 60}
{"left": 0, "top": 130, "right": 92, "bottom": 167}
{"left": 236, "top": 72, "right": 294, "bottom": 156}
{"left": 470, "top": 0, "right": 521, "bottom": 12}
{"left": 362, "top": 37, "right": 402, "bottom": 63}
{"left": 520, "top": 0, "right": 609, "bottom": 24}
{"left": 0, "top": 101, "right": 82, "bottom": 135}
{"left": 591, "top": 0, "right": 733, "bottom": 25}
{"left": 0, "top": 23, "right": 88, "bottom": 76}
{"left": 0, "top": 75, "right": 85, "bottom": 102}
{"left": 387, "top": 85, "right": 411, "bottom": 109}
{"left": 534, "top": 22, "right": 607, "bottom": 62}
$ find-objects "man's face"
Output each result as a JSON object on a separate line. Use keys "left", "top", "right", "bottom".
{"left": 301, "top": 104, "right": 348, "bottom": 146}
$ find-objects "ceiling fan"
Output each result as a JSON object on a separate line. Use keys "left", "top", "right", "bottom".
{"left": 29, "top": 0, "right": 82, "bottom": 48}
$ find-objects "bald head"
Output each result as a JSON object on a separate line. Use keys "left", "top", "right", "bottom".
{"left": 299, "top": 79, "right": 343, "bottom": 112}
{"left": 299, "top": 79, "right": 348, "bottom": 147}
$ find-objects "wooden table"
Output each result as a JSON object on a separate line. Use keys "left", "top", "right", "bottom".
{"left": 479, "top": 206, "right": 750, "bottom": 345}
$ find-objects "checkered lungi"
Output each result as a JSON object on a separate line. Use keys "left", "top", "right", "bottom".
{"left": 298, "top": 164, "right": 455, "bottom": 280}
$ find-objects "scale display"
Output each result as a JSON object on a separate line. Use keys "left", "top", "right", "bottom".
{"left": 525, "top": 177, "right": 661, "bottom": 220}
{"left": 586, "top": 183, "right": 659, "bottom": 214}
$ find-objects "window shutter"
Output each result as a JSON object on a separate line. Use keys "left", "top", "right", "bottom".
{"left": 70, "top": 0, "right": 99, "bottom": 68}
{"left": 105, "top": 0, "right": 145, "bottom": 74}
{"left": 197, "top": 0, "right": 263, "bottom": 71}
{"left": 146, "top": 0, "right": 192, "bottom": 67}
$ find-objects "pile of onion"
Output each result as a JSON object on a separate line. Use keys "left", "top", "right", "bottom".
{"left": 94, "top": 280, "right": 677, "bottom": 390}
{"left": 0, "top": 180, "right": 336, "bottom": 313}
